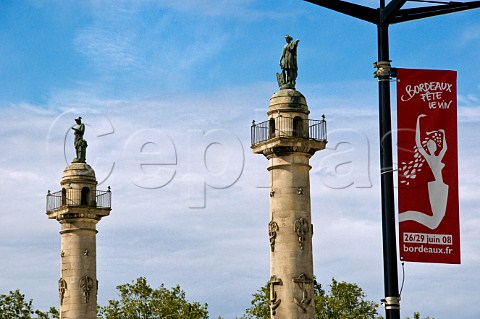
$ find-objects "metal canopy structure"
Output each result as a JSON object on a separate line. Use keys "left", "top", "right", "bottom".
{"left": 305, "top": 0, "right": 480, "bottom": 24}
{"left": 304, "top": 1, "right": 480, "bottom": 319}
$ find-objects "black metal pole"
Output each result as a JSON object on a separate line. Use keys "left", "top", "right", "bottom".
{"left": 378, "top": 1, "right": 400, "bottom": 318}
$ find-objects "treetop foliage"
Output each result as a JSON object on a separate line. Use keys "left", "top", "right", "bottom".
{"left": 240, "top": 277, "right": 378, "bottom": 319}
{"left": 0, "top": 290, "right": 58, "bottom": 319}
{"left": 98, "top": 277, "right": 208, "bottom": 319}
{"left": 0, "top": 277, "right": 435, "bottom": 319}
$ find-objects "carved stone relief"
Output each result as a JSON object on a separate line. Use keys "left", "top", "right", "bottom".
{"left": 294, "top": 217, "right": 309, "bottom": 250}
{"left": 292, "top": 273, "right": 313, "bottom": 313}
{"left": 79, "top": 276, "right": 94, "bottom": 303}
{"left": 268, "top": 221, "right": 279, "bottom": 252}
{"left": 58, "top": 278, "right": 67, "bottom": 305}
{"left": 269, "top": 275, "right": 283, "bottom": 315}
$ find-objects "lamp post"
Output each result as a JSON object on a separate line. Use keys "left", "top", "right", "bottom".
{"left": 304, "top": 1, "right": 480, "bottom": 318}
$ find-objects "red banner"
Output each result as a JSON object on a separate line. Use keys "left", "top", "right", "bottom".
{"left": 396, "top": 68, "right": 460, "bottom": 264}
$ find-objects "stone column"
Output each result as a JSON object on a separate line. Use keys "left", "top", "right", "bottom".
{"left": 47, "top": 163, "right": 111, "bottom": 319}
{"left": 252, "top": 89, "right": 326, "bottom": 319}
{"left": 268, "top": 152, "right": 315, "bottom": 318}
{"left": 59, "top": 219, "right": 98, "bottom": 318}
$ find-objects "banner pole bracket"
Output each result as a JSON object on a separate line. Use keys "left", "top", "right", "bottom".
{"left": 374, "top": 60, "right": 397, "bottom": 79}
{"left": 381, "top": 296, "right": 401, "bottom": 310}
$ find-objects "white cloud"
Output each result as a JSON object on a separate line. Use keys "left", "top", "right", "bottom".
{"left": 75, "top": 27, "right": 139, "bottom": 69}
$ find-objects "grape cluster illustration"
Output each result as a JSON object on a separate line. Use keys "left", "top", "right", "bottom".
{"left": 399, "top": 131, "right": 443, "bottom": 186}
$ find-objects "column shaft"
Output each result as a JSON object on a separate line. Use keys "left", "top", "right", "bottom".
{"left": 59, "top": 220, "right": 98, "bottom": 319}
{"left": 269, "top": 153, "right": 315, "bottom": 319}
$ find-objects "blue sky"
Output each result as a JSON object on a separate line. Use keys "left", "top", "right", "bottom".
{"left": 1, "top": 1, "right": 480, "bottom": 318}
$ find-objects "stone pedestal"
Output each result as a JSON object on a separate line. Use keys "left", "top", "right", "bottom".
{"left": 252, "top": 89, "right": 326, "bottom": 319}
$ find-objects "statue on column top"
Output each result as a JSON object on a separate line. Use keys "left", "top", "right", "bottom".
{"left": 72, "top": 117, "right": 87, "bottom": 163}
{"left": 277, "top": 34, "right": 300, "bottom": 89}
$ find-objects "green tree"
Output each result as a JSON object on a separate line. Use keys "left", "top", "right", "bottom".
{"left": 240, "top": 283, "right": 270, "bottom": 319}
{"left": 316, "top": 278, "right": 378, "bottom": 319}
{"left": 0, "top": 290, "right": 34, "bottom": 319}
{"left": 34, "top": 307, "right": 59, "bottom": 319}
{"left": 0, "top": 290, "right": 58, "bottom": 319}
{"left": 98, "top": 277, "right": 208, "bottom": 319}
{"left": 241, "top": 278, "right": 378, "bottom": 319}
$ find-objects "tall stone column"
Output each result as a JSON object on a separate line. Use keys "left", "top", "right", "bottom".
{"left": 46, "top": 118, "right": 111, "bottom": 318}
{"left": 252, "top": 89, "right": 327, "bottom": 319}
{"left": 47, "top": 162, "right": 111, "bottom": 318}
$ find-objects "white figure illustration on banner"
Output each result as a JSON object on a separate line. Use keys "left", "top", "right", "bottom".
{"left": 398, "top": 114, "right": 448, "bottom": 230}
